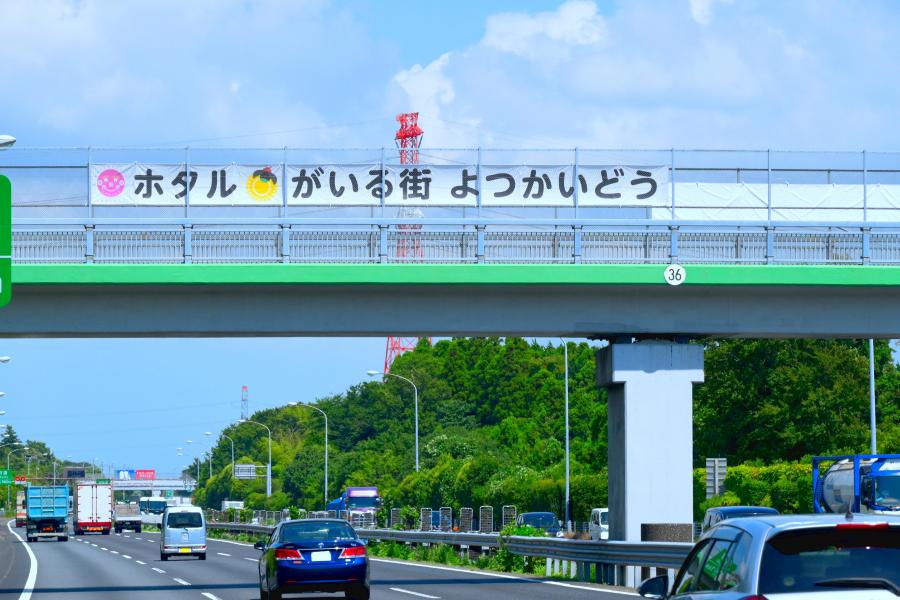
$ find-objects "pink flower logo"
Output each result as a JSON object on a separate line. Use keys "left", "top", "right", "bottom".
{"left": 97, "top": 169, "right": 125, "bottom": 197}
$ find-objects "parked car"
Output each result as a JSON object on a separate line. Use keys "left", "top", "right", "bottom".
{"left": 516, "top": 512, "right": 564, "bottom": 537}
{"left": 701, "top": 505, "right": 779, "bottom": 533}
{"left": 638, "top": 513, "right": 900, "bottom": 599}
{"left": 255, "top": 518, "right": 369, "bottom": 600}
{"left": 589, "top": 507, "right": 609, "bottom": 540}
{"left": 160, "top": 505, "right": 206, "bottom": 561}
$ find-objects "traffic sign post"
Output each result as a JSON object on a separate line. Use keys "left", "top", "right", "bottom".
{"left": 0, "top": 469, "right": 13, "bottom": 485}
{"left": 0, "top": 175, "right": 10, "bottom": 306}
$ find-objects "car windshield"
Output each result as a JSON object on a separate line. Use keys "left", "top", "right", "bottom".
{"left": 280, "top": 522, "right": 357, "bottom": 543}
{"left": 347, "top": 496, "right": 379, "bottom": 508}
{"left": 759, "top": 526, "right": 900, "bottom": 594}
{"left": 167, "top": 512, "right": 202, "bottom": 528}
{"left": 522, "top": 514, "right": 557, "bottom": 528}
{"left": 148, "top": 501, "right": 167, "bottom": 513}
{"left": 875, "top": 477, "right": 900, "bottom": 507}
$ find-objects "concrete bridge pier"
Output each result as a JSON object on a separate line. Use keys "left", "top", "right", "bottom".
{"left": 597, "top": 341, "right": 703, "bottom": 584}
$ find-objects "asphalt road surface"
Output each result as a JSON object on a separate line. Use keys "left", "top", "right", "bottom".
{"left": 1, "top": 519, "right": 636, "bottom": 599}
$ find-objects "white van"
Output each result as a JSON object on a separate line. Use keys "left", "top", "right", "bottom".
{"left": 160, "top": 505, "right": 207, "bottom": 561}
{"left": 589, "top": 507, "right": 609, "bottom": 540}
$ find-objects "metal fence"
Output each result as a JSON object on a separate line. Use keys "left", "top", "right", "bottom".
{"left": 14, "top": 224, "right": 900, "bottom": 265}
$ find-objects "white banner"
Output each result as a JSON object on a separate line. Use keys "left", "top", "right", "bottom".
{"left": 91, "top": 163, "right": 670, "bottom": 207}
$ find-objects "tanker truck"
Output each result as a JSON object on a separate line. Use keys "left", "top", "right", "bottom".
{"left": 813, "top": 453, "right": 900, "bottom": 514}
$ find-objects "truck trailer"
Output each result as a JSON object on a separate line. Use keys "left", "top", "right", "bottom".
{"left": 74, "top": 481, "right": 113, "bottom": 535}
{"left": 326, "top": 486, "right": 381, "bottom": 528}
{"left": 25, "top": 484, "right": 69, "bottom": 542}
{"left": 813, "top": 453, "right": 900, "bottom": 514}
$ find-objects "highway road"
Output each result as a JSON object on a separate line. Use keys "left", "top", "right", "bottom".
{"left": 1, "top": 519, "right": 636, "bottom": 599}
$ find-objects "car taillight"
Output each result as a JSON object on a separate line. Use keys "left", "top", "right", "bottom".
{"left": 339, "top": 546, "right": 367, "bottom": 559}
{"left": 274, "top": 548, "right": 302, "bottom": 561}
{"left": 836, "top": 522, "right": 890, "bottom": 529}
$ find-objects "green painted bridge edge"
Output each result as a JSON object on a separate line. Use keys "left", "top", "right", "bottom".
{"left": 11, "top": 263, "right": 900, "bottom": 286}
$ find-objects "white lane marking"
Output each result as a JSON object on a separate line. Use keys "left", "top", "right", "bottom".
{"left": 100, "top": 547, "right": 108, "bottom": 551}
{"left": 243, "top": 557, "right": 257, "bottom": 562}
{"left": 134, "top": 537, "right": 142, "bottom": 540}
{"left": 135, "top": 560, "right": 146, "bottom": 565}
{"left": 146, "top": 540, "right": 154, "bottom": 543}
{"left": 216, "top": 552, "right": 231, "bottom": 557}
{"left": 173, "top": 578, "right": 190, "bottom": 586}
{"left": 110, "top": 550, "right": 119, "bottom": 555}
{"left": 115, "top": 533, "right": 121, "bottom": 536}
{"left": 389, "top": 588, "right": 440, "bottom": 599}
{"left": 6, "top": 519, "right": 37, "bottom": 600}
{"left": 201, "top": 594, "right": 222, "bottom": 600}
{"left": 207, "top": 537, "right": 253, "bottom": 547}
{"left": 369, "top": 558, "right": 639, "bottom": 596}
{"left": 124, "top": 535, "right": 131, "bottom": 538}
{"left": 122, "top": 554, "right": 132, "bottom": 559}
{"left": 152, "top": 567, "right": 166, "bottom": 573}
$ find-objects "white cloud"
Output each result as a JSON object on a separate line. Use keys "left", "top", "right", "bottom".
{"left": 387, "top": 0, "right": 900, "bottom": 150}
{"left": 689, "top": 0, "right": 734, "bottom": 26}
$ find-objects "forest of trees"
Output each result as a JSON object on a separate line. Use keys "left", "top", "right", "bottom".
{"left": 192, "top": 338, "right": 900, "bottom": 520}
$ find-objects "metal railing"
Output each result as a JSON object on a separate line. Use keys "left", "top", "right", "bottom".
{"left": 204, "top": 520, "right": 691, "bottom": 588}
{"left": 13, "top": 222, "right": 900, "bottom": 265}
{"left": 5, "top": 148, "right": 900, "bottom": 267}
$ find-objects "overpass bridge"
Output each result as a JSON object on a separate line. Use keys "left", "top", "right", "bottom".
{"left": 113, "top": 478, "right": 196, "bottom": 493}
{"left": 3, "top": 147, "right": 900, "bottom": 550}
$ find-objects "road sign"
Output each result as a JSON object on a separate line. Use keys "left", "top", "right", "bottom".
{"left": 0, "top": 176, "right": 10, "bottom": 306}
{"left": 14, "top": 475, "right": 26, "bottom": 484}
{"left": 96, "top": 478, "right": 110, "bottom": 484}
{"left": 0, "top": 469, "right": 13, "bottom": 485}
{"left": 706, "top": 457, "right": 727, "bottom": 498}
{"left": 233, "top": 464, "right": 259, "bottom": 480}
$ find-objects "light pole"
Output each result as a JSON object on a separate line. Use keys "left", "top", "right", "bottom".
{"left": 6, "top": 444, "right": 27, "bottom": 511}
{"left": 560, "top": 338, "right": 571, "bottom": 532}
{"left": 221, "top": 434, "right": 235, "bottom": 476}
{"left": 289, "top": 402, "right": 329, "bottom": 504}
{"left": 238, "top": 419, "right": 272, "bottom": 497}
{"left": 204, "top": 432, "right": 213, "bottom": 478}
{"left": 368, "top": 370, "right": 419, "bottom": 471}
{"left": 869, "top": 339, "right": 877, "bottom": 453}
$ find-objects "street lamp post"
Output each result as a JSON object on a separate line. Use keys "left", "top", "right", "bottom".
{"left": 221, "top": 434, "right": 235, "bottom": 475}
{"left": 6, "top": 444, "right": 27, "bottom": 511}
{"left": 560, "top": 338, "right": 571, "bottom": 532}
{"left": 289, "top": 402, "right": 329, "bottom": 504}
{"left": 869, "top": 339, "right": 877, "bottom": 453}
{"left": 238, "top": 420, "right": 272, "bottom": 497}
{"left": 368, "top": 370, "right": 419, "bottom": 471}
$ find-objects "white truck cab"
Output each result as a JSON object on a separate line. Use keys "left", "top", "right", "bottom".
{"left": 589, "top": 507, "right": 609, "bottom": 540}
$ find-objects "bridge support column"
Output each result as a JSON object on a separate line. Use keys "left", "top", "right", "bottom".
{"left": 597, "top": 341, "right": 703, "bottom": 546}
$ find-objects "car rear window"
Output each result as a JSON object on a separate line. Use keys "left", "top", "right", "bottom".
{"left": 759, "top": 526, "right": 900, "bottom": 594}
{"left": 280, "top": 522, "right": 357, "bottom": 543}
{"left": 167, "top": 512, "right": 202, "bottom": 528}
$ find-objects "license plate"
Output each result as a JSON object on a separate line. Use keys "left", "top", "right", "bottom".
{"left": 310, "top": 551, "right": 331, "bottom": 562}
{"left": 179, "top": 547, "right": 191, "bottom": 554}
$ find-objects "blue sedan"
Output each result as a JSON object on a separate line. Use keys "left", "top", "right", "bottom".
{"left": 255, "top": 519, "right": 369, "bottom": 600}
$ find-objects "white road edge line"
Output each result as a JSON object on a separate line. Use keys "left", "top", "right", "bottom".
{"left": 201, "top": 593, "right": 222, "bottom": 600}
{"left": 369, "top": 558, "right": 639, "bottom": 596}
{"left": 6, "top": 519, "right": 37, "bottom": 600}
{"left": 173, "top": 578, "right": 190, "bottom": 586}
{"left": 389, "top": 588, "right": 440, "bottom": 599}
{"left": 207, "top": 537, "right": 253, "bottom": 547}
{"left": 216, "top": 552, "right": 231, "bottom": 557}
{"left": 152, "top": 567, "right": 166, "bottom": 573}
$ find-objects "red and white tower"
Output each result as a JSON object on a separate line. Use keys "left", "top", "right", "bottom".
{"left": 384, "top": 113, "right": 429, "bottom": 372}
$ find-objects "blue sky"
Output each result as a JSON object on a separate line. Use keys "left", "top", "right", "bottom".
{"left": 2, "top": 0, "right": 900, "bottom": 473}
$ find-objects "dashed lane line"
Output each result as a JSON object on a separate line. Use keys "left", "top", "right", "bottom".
{"left": 152, "top": 567, "right": 166, "bottom": 574}
{"left": 100, "top": 547, "right": 108, "bottom": 551}
{"left": 242, "top": 557, "right": 257, "bottom": 562}
{"left": 216, "top": 552, "right": 231, "bottom": 557}
{"left": 201, "top": 594, "right": 222, "bottom": 600}
{"left": 135, "top": 560, "right": 146, "bottom": 565}
{"left": 110, "top": 551, "right": 119, "bottom": 555}
{"left": 122, "top": 555, "right": 132, "bottom": 559}
{"left": 173, "top": 578, "right": 191, "bottom": 586}
{"left": 389, "top": 588, "right": 440, "bottom": 599}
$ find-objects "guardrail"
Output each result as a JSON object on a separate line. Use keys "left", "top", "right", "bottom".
{"left": 11, "top": 221, "right": 900, "bottom": 265}
{"left": 205, "top": 521, "right": 692, "bottom": 588}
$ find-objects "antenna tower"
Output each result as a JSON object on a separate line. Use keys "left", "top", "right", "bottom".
{"left": 241, "top": 385, "right": 249, "bottom": 420}
{"left": 384, "top": 113, "right": 429, "bottom": 372}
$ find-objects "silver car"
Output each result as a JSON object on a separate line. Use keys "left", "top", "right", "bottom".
{"left": 639, "top": 513, "right": 900, "bottom": 599}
